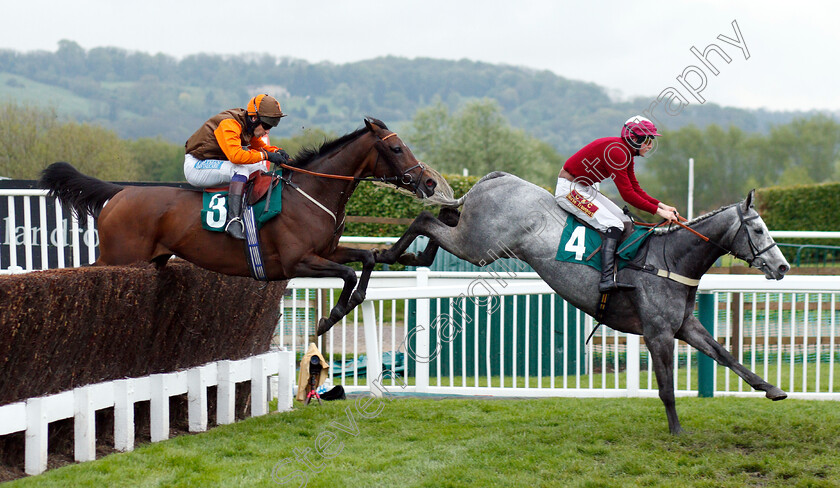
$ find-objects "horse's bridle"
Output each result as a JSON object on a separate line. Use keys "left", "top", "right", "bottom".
{"left": 363, "top": 132, "right": 428, "bottom": 193}
{"left": 730, "top": 205, "right": 777, "bottom": 266}
{"left": 670, "top": 205, "right": 777, "bottom": 266}
{"left": 275, "top": 131, "right": 427, "bottom": 193}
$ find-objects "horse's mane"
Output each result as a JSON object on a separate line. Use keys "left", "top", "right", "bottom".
{"left": 291, "top": 118, "right": 389, "bottom": 168}
{"left": 652, "top": 202, "right": 738, "bottom": 235}
{"left": 285, "top": 118, "right": 455, "bottom": 205}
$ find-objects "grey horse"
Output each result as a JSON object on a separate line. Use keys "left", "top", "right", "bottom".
{"left": 373, "top": 171, "right": 791, "bottom": 435}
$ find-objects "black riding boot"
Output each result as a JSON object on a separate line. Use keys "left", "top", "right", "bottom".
{"left": 599, "top": 230, "right": 635, "bottom": 293}
{"left": 225, "top": 180, "right": 246, "bottom": 240}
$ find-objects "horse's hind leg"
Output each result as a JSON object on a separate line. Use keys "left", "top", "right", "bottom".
{"left": 676, "top": 316, "right": 787, "bottom": 400}
{"left": 645, "top": 329, "right": 685, "bottom": 435}
{"left": 375, "top": 210, "right": 458, "bottom": 267}
{"left": 327, "top": 246, "right": 376, "bottom": 310}
{"left": 292, "top": 254, "right": 365, "bottom": 336}
{"left": 401, "top": 208, "right": 461, "bottom": 266}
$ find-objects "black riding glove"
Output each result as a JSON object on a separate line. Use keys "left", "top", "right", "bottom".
{"left": 266, "top": 149, "right": 290, "bottom": 165}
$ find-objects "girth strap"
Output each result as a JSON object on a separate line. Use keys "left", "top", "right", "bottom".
{"left": 632, "top": 264, "right": 700, "bottom": 287}
{"left": 654, "top": 269, "right": 700, "bottom": 287}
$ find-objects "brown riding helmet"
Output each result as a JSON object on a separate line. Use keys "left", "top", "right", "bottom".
{"left": 247, "top": 94, "right": 286, "bottom": 127}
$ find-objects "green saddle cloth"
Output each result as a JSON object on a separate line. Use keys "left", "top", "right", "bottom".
{"left": 200, "top": 183, "right": 283, "bottom": 232}
{"left": 555, "top": 215, "right": 651, "bottom": 271}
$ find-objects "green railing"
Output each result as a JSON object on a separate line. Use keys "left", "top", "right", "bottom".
{"left": 776, "top": 243, "right": 840, "bottom": 267}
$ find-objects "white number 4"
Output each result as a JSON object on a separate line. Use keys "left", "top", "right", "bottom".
{"left": 564, "top": 226, "right": 587, "bottom": 261}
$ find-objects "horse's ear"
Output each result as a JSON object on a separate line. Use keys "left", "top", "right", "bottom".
{"left": 743, "top": 189, "right": 756, "bottom": 210}
{"left": 364, "top": 118, "right": 374, "bottom": 132}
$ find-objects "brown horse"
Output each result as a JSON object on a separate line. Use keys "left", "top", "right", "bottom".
{"left": 40, "top": 118, "right": 451, "bottom": 334}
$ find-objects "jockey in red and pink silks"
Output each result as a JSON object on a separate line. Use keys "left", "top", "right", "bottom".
{"left": 554, "top": 115, "right": 680, "bottom": 293}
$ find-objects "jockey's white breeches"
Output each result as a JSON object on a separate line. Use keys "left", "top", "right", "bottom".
{"left": 554, "top": 177, "right": 631, "bottom": 233}
{"left": 183, "top": 153, "right": 268, "bottom": 188}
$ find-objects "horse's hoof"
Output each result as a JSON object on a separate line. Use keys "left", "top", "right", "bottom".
{"left": 766, "top": 386, "right": 788, "bottom": 401}
{"left": 317, "top": 318, "right": 332, "bottom": 336}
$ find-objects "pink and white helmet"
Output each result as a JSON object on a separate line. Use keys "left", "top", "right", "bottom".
{"left": 621, "top": 115, "right": 661, "bottom": 143}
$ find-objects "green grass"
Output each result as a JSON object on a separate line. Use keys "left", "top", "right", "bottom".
{"left": 9, "top": 396, "right": 840, "bottom": 487}
{"left": 331, "top": 360, "right": 840, "bottom": 395}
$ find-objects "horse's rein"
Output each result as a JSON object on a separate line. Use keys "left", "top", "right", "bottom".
{"left": 277, "top": 162, "right": 355, "bottom": 181}
{"left": 275, "top": 132, "right": 411, "bottom": 183}
{"left": 673, "top": 216, "right": 710, "bottom": 242}
{"left": 635, "top": 215, "right": 709, "bottom": 242}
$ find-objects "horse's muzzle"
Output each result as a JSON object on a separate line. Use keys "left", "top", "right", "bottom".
{"left": 758, "top": 258, "right": 789, "bottom": 280}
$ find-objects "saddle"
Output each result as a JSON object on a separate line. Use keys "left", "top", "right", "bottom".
{"left": 202, "top": 171, "right": 280, "bottom": 206}
{"left": 246, "top": 171, "right": 281, "bottom": 206}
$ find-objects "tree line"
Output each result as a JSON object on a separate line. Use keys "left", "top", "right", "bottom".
{"left": 2, "top": 99, "right": 837, "bottom": 217}
{"left": 0, "top": 40, "right": 822, "bottom": 157}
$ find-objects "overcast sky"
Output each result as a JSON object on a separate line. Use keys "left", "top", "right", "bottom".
{"left": 2, "top": 0, "right": 839, "bottom": 112}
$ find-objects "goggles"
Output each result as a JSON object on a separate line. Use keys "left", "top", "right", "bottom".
{"left": 259, "top": 116, "right": 281, "bottom": 129}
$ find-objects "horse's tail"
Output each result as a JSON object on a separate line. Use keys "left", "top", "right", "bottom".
{"left": 39, "top": 162, "right": 124, "bottom": 219}
{"left": 439, "top": 171, "right": 510, "bottom": 208}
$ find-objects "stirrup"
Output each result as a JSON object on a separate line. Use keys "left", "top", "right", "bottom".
{"left": 225, "top": 217, "right": 245, "bottom": 239}
{"left": 599, "top": 279, "right": 635, "bottom": 293}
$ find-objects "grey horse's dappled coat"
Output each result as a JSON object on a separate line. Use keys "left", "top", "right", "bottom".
{"left": 374, "top": 172, "right": 791, "bottom": 434}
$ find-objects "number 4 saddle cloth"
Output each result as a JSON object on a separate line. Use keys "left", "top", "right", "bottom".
{"left": 555, "top": 215, "right": 652, "bottom": 272}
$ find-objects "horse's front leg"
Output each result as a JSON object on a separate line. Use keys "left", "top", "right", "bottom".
{"left": 374, "top": 208, "right": 460, "bottom": 266}
{"left": 326, "top": 246, "right": 375, "bottom": 310}
{"left": 676, "top": 316, "right": 787, "bottom": 400}
{"left": 292, "top": 255, "right": 360, "bottom": 336}
{"left": 644, "top": 328, "right": 685, "bottom": 435}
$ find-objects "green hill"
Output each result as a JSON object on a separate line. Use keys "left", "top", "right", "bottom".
{"left": 0, "top": 41, "right": 827, "bottom": 154}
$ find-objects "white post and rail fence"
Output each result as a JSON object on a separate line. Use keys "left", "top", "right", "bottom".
{"left": 285, "top": 271, "right": 840, "bottom": 401}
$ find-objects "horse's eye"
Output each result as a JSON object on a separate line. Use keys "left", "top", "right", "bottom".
{"left": 391, "top": 146, "right": 402, "bottom": 154}
{"left": 754, "top": 228, "right": 764, "bottom": 235}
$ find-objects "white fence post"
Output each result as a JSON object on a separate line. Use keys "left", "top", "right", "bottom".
{"left": 626, "top": 335, "right": 640, "bottom": 397}
{"left": 24, "top": 397, "right": 48, "bottom": 476}
{"left": 276, "top": 350, "right": 295, "bottom": 412}
{"left": 114, "top": 379, "right": 135, "bottom": 451}
{"left": 150, "top": 374, "right": 170, "bottom": 442}
{"left": 74, "top": 386, "right": 96, "bottom": 462}
{"left": 188, "top": 366, "right": 209, "bottom": 432}
{"left": 251, "top": 355, "right": 269, "bottom": 416}
{"left": 362, "top": 301, "right": 383, "bottom": 397}
{"left": 217, "top": 360, "right": 235, "bottom": 424}
{"left": 415, "top": 267, "right": 431, "bottom": 393}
